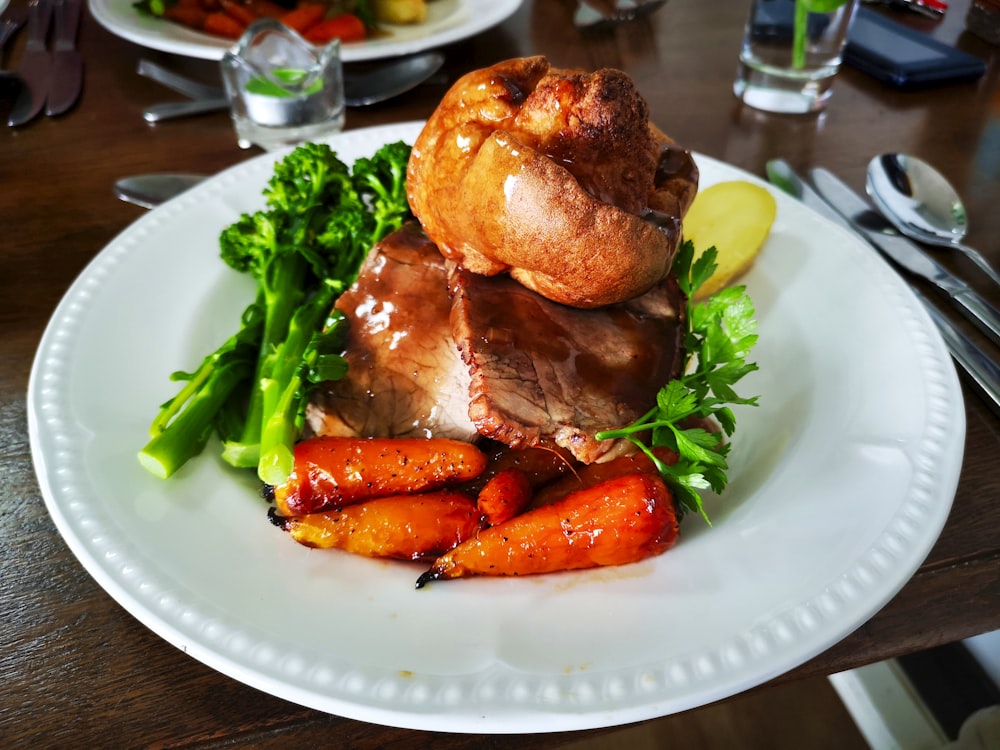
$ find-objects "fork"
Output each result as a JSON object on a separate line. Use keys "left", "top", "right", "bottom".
{"left": 1, "top": 4, "right": 28, "bottom": 59}
{"left": 0, "top": 4, "right": 28, "bottom": 91}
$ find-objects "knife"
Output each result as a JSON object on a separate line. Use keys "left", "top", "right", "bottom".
{"left": 45, "top": 0, "right": 83, "bottom": 116}
{"left": 809, "top": 166, "right": 1000, "bottom": 348}
{"left": 7, "top": 0, "right": 54, "bottom": 127}
{"left": 113, "top": 173, "right": 205, "bottom": 209}
{"left": 766, "top": 159, "right": 1000, "bottom": 417}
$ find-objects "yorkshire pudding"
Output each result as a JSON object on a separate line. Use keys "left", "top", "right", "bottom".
{"left": 406, "top": 56, "right": 698, "bottom": 308}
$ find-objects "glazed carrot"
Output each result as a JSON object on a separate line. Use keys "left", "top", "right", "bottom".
{"left": 476, "top": 468, "right": 532, "bottom": 527}
{"left": 272, "top": 436, "right": 489, "bottom": 516}
{"left": 279, "top": 2, "right": 326, "bottom": 34}
{"left": 162, "top": 5, "right": 209, "bottom": 30}
{"left": 303, "top": 14, "right": 367, "bottom": 44}
{"left": 531, "top": 446, "right": 678, "bottom": 507}
{"left": 416, "top": 472, "right": 679, "bottom": 587}
{"left": 203, "top": 11, "right": 246, "bottom": 38}
{"left": 244, "top": 0, "right": 288, "bottom": 18}
{"left": 219, "top": 0, "right": 259, "bottom": 27}
{"left": 458, "top": 442, "right": 574, "bottom": 496}
{"left": 273, "top": 491, "right": 483, "bottom": 560}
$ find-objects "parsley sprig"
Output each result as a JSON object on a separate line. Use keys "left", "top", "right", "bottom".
{"left": 595, "top": 241, "right": 759, "bottom": 523}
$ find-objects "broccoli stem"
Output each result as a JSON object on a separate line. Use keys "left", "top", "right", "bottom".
{"left": 141, "top": 141, "right": 413, "bottom": 483}
{"left": 138, "top": 306, "right": 263, "bottom": 479}
{"left": 257, "top": 284, "right": 338, "bottom": 485}
{"left": 222, "top": 253, "right": 310, "bottom": 469}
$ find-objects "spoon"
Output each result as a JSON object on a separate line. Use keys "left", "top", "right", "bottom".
{"left": 866, "top": 153, "right": 1000, "bottom": 287}
{"left": 142, "top": 51, "right": 445, "bottom": 123}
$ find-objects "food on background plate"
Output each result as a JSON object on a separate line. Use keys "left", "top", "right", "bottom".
{"left": 133, "top": 0, "right": 423, "bottom": 43}
{"left": 141, "top": 56, "right": 763, "bottom": 586}
{"left": 682, "top": 181, "right": 777, "bottom": 300}
{"left": 371, "top": 0, "right": 427, "bottom": 24}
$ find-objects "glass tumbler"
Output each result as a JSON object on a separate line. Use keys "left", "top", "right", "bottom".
{"left": 734, "top": 0, "right": 860, "bottom": 114}
{"left": 221, "top": 19, "right": 345, "bottom": 151}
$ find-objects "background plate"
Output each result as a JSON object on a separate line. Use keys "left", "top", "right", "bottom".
{"left": 28, "top": 121, "right": 964, "bottom": 733}
{"left": 88, "top": 0, "right": 523, "bottom": 62}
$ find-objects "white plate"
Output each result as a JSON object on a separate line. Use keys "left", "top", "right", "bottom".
{"left": 29, "top": 121, "right": 964, "bottom": 733}
{"left": 89, "top": 0, "right": 522, "bottom": 62}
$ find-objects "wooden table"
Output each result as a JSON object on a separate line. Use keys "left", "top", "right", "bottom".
{"left": 4, "top": 0, "right": 999, "bottom": 745}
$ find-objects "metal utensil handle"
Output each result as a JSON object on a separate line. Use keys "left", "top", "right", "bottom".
{"left": 0, "top": 19, "right": 23, "bottom": 49}
{"left": 143, "top": 97, "right": 228, "bottom": 123}
{"left": 952, "top": 289, "right": 1000, "bottom": 349}
{"left": 953, "top": 240, "right": 1000, "bottom": 288}
{"left": 137, "top": 59, "right": 225, "bottom": 101}
{"left": 53, "top": 0, "right": 81, "bottom": 51}
{"left": 921, "top": 293, "right": 1000, "bottom": 417}
{"left": 24, "top": 0, "right": 53, "bottom": 48}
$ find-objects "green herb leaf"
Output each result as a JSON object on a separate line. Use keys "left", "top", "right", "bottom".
{"left": 595, "top": 240, "right": 760, "bottom": 523}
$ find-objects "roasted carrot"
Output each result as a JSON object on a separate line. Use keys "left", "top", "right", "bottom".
{"left": 203, "top": 11, "right": 246, "bottom": 38}
{"left": 416, "top": 472, "right": 679, "bottom": 587}
{"left": 273, "top": 491, "right": 483, "bottom": 560}
{"left": 244, "top": 0, "right": 289, "bottom": 18}
{"left": 278, "top": 2, "right": 327, "bottom": 34}
{"left": 219, "top": 0, "right": 259, "bottom": 27}
{"left": 458, "top": 441, "right": 574, "bottom": 496}
{"left": 272, "top": 436, "right": 489, "bottom": 516}
{"left": 531, "top": 446, "right": 679, "bottom": 507}
{"left": 162, "top": 5, "right": 209, "bottom": 30}
{"left": 303, "top": 13, "right": 367, "bottom": 44}
{"left": 476, "top": 468, "right": 532, "bottom": 527}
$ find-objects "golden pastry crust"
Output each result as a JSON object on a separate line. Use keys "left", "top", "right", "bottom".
{"left": 406, "top": 56, "right": 698, "bottom": 308}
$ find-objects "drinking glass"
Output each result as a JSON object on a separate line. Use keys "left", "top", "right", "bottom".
{"left": 221, "top": 19, "right": 345, "bottom": 151}
{"left": 734, "top": 0, "right": 860, "bottom": 114}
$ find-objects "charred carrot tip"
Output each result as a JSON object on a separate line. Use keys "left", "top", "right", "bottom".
{"left": 267, "top": 506, "right": 289, "bottom": 530}
{"left": 414, "top": 570, "right": 440, "bottom": 589}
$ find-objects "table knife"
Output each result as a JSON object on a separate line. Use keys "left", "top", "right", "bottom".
{"left": 45, "top": 0, "right": 83, "bottom": 116}
{"left": 7, "top": 0, "right": 54, "bottom": 127}
{"left": 766, "top": 159, "right": 1000, "bottom": 417}
{"left": 113, "top": 173, "right": 205, "bottom": 209}
{"left": 809, "top": 166, "right": 1000, "bottom": 348}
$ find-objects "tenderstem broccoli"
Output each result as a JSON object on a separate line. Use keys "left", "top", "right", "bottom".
{"left": 139, "top": 140, "right": 414, "bottom": 483}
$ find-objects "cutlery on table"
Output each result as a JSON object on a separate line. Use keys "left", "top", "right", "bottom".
{"left": 0, "top": 4, "right": 27, "bottom": 53}
{"left": 766, "top": 159, "right": 1000, "bottom": 417}
{"left": 8, "top": 0, "right": 54, "bottom": 126}
{"left": 866, "top": 152, "right": 1000, "bottom": 287}
{"left": 0, "top": 4, "right": 27, "bottom": 90}
{"left": 809, "top": 167, "right": 1000, "bottom": 348}
{"left": 113, "top": 173, "right": 205, "bottom": 209}
{"left": 45, "top": 0, "right": 83, "bottom": 116}
{"left": 138, "top": 51, "right": 445, "bottom": 123}
{"left": 574, "top": 0, "right": 668, "bottom": 30}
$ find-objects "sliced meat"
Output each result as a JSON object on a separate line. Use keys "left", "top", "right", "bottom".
{"left": 305, "top": 223, "right": 478, "bottom": 442}
{"left": 449, "top": 267, "right": 686, "bottom": 464}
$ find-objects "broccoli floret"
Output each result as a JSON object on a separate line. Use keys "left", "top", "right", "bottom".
{"left": 141, "top": 139, "right": 414, "bottom": 483}
{"left": 352, "top": 140, "right": 413, "bottom": 243}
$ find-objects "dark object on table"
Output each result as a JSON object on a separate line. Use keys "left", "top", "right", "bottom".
{"left": 966, "top": 0, "right": 1000, "bottom": 44}
{"left": 844, "top": 7, "right": 986, "bottom": 88}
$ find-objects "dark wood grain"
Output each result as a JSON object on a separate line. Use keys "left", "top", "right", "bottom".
{"left": 3, "top": 0, "right": 1000, "bottom": 746}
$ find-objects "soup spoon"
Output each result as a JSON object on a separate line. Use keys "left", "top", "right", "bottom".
{"left": 866, "top": 153, "right": 1000, "bottom": 286}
